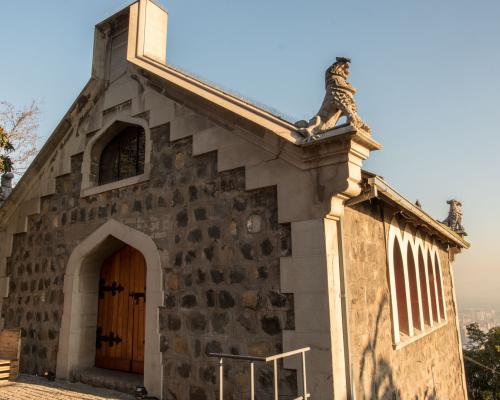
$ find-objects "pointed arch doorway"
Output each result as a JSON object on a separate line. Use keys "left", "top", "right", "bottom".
{"left": 56, "top": 219, "right": 164, "bottom": 398}
{"left": 95, "top": 245, "right": 146, "bottom": 374}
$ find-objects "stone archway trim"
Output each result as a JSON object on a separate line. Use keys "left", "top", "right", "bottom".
{"left": 56, "top": 219, "right": 163, "bottom": 398}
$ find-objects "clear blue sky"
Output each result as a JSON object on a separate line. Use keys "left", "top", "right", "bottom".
{"left": 1, "top": 0, "right": 499, "bottom": 311}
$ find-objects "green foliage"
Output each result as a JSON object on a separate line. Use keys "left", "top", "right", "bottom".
{"left": 464, "top": 323, "right": 500, "bottom": 400}
{"left": 0, "top": 125, "right": 14, "bottom": 174}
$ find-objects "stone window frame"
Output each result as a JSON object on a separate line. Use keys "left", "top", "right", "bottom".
{"left": 387, "top": 218, "right": 448, "bottom": 348}
{"left": 80, "top": 117, "right": 151, "bottom": 197}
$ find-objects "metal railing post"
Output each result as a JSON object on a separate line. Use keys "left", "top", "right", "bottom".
{"left": 219, "top": 357, "right": 224, "bottom": 400}
{"left": 250, "top": 362, "right": 255, "bottom": 400}
{"left": 301, "top": 350, "right": 308, "bottom": 399}
{"left": 273, "top": 359, "right": 278, "bottom": 400}
{"left": 208, "top": 347, "right": 310, "bottom": 400}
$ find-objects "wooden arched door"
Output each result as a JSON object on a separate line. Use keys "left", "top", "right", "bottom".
{"left": 95, "top": 245, "right": 146, "bottom": 374}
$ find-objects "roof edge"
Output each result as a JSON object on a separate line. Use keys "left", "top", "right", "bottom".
{"left": 347, "top": 174, "right": 470, "bottom": 249}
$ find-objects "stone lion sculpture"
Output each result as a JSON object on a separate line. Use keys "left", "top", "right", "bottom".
{"left": 442, "top": 199, "right": 467, "bottom": 236}
{"left": 296, "top": 57, "right": 371, "bottom": 140}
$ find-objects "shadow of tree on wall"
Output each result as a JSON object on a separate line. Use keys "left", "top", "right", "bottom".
{"left": 357, "top": 294, "right": 438, "bottom": 400}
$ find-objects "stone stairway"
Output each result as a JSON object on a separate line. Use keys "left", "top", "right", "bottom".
{"left": 0, "top": 359, "right": 11, "bottom": 381}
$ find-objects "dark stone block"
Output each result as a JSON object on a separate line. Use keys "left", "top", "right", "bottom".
{"left": 160, "top": 336, "right": 169, "bottom": 353}
{"left": 189, "top": 185, "right": 198, "bottom": 201}
{"left": 268, "top": 291, "right": 288, "bottom": 308}
{"left": 210, "top": 269, "right": 224, "bottom": 284}
{"left": 172, "top": 189, "right": 184, "bottom": 207}
{"left": 286, "top": 309, "right": 295, "bottom": 330}
{"left": 194, "top": 339, "right": 201, "bottom": 357}
{"left": 201, "top": 366, "right": 216, "bottom": 384}
{"left": 237, "top": 314, "right": 256, "bottom": 333}
{"left": 188, "top": 229, "right": 202, "bottom": 242}
{"left": 240, "top": 243, "right": 254, "bottom": 260}
{"left": 145, "top": 194, "right": 153, "bottom": 210}
{"left": 176, "top": 209, "right": 188, "bottom": 227}
{"left": 261, "top": 239, "right": 274, "bottom": 256}
{"left": 233, "top": 197, "right": 247, "bottom": 212}
{"left": 205, "top": 340, "right": 222, "bottom": 354}
{"left": 168, "top": 315, "right": 181, "bottom": 331}
{"left": 70, "top": 209, "right": 78, "bottom": 224}
{"left": 189, "top": 386, "right": 207, "bottom": 400}
{"left": 194, "top": 208, "right": 207, "bottom": 220}
{"left": 177, "top": 363, "right": 191, "bottom": 378}
{"left": 165, "top": 294, "right": 176, "bottom": 308}
{"left": 218, "top": 291, "right": 235, "bottom": 308}
{"left": 98, "top": 206, "right": 108, "bottom": 218}
{"left": 189, "top": 312, "right": 207, "bottom": 333}
{"left": 207, "top": 225, "right": 220, "bottom": 239}
{"left": 196, "top": 269, "right": 206, "bottom": 284}
{"left": 181, "top": 294, "right": 197, "bottom": 308}
{"left": 261, "top": 316, "right": 281, "bottom": 336}
{"left": 183, "top": 273, "right": 193, "bottom": 287}
{"left": 211, "top": 312, "right": 229, "bottom": 334}
{"left": 230, "top": 269, "right": 245, "bottom": 284}
{"left": 185, "top": 250, "right": 197, "bottom": 264}
{"left": 206, "top": 290, "right": 216, "bottom": 307}
{"left": 203, "top": 246, "right": 214, "bottom": 261}
{"left": 174, "top": 252, "right": 183, "bottom": 267}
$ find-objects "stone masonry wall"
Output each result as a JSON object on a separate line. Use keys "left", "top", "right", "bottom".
{"left": 343, "top": 202, "right": 466, "bottom": 399}
{"left": 1, "top": 122, "right": 296, "bottom": 400}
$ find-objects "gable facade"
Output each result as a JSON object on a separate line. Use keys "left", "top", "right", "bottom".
{"left": 0, "top": 1, "right": 469, "bottom": 399}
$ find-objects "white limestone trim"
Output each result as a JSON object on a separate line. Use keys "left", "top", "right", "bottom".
{"left": 387, "top": 219, "right": 405, "bottom": 344}
{"left": 80, "top": 116, "right": 151, "bottom": 197}
{"left": 393, "top": 320, "right": 449, "bottom": 350}
{"left": 408, "top": 230, "right": 425, "bottom": 331}
{"left": 387, "top": 218, "right": 448, "bottom": 347}
{"left": 56, "top": 219, "right": 164, "bottom": 398}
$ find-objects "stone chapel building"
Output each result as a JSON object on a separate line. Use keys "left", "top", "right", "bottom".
{"left": 0, "top": 1, "right": 470, "bottom": 399}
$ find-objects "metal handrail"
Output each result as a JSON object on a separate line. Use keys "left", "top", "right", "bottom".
{"left": 208, "top": 347, "right": 311, "bottom": 400}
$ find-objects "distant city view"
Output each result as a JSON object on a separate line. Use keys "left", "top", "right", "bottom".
{"left": 458, "top": 307, "right": 499, "bottom": 344}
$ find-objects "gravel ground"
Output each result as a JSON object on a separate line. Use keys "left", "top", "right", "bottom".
{"left": 0, "top": 375, "right": 135, "bottom": 400}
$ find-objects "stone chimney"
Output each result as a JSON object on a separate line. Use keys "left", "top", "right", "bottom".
{"left": 92, "top": 0, "right": 168, "bottom": 82}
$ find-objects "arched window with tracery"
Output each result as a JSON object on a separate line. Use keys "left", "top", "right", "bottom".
{"left": 418, "top": 247, "right": 431, "bottom": 326}
{"left": 427, "top": 252, "right": 439, "bottom": 322}
{"left": 407, "top": 246, "right": 421, "bottom": 330}
{"left": 434, "top": 253, "right": 446, "bottom": 320}
{"left": 393, "top": 238, "right": 409, "bottom": 335}
{"left": 99, "top": 125, "right": 146, "bottom": 185}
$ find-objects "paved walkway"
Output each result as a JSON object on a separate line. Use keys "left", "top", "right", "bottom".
{"left": 0, "top": 375, "right": 135, "bottom": 400}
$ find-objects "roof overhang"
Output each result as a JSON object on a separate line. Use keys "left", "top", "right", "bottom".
{"left": 346, "top": 173, "right": 470, "bottom": 249}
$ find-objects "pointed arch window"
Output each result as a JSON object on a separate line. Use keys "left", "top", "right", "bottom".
{"left": 387, "top": 220, "right": 449, "bottom": 348}
{"left": 428, "top": 252, "right": 439, "bottom": 322}
{"left": 393, "top": 238, "right": 409, "bottom": 335}
{"left": 99, "top": 125, "right": 145, "bottom": 185}
{"left": 407, "top": 246, "right": 421, "bottom": 331}
{"left": 435, "top": 253, "right": 446, "bottom": 321}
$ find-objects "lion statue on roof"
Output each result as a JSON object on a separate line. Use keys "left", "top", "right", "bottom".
{"left": 296, "top": 57, "right": 371, "bottom": 140}
{"left": 442, "top": 199, "right": 467, "bottom": 236}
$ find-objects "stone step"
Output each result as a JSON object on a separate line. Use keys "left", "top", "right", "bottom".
{"left": 0, "top": 365, "right": 10, "bottom": 373}
{"left": 73, "top": 367, "right": 143, "bottom": 395}
{"left": 0, "top": 372, "right": 10, "bottom": 380}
